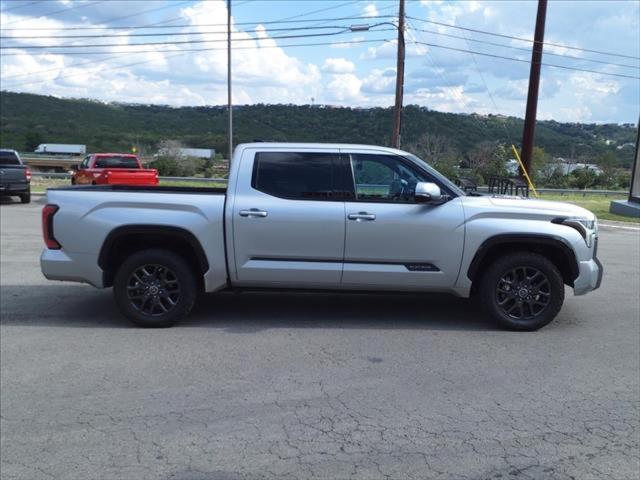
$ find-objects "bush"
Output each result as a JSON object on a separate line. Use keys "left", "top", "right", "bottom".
{"left": 569, "top": 168, "right": 599, "bottom": 189}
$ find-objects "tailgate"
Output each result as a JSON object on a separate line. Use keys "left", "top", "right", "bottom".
{"left": 103, "top": 169, "right": 158, "bottom": 185}
{"left": 0, "top": 167, "right": 27, "bottom": 184}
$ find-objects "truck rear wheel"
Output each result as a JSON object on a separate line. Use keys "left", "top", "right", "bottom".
{"left": 20, "top": 192, "right": 31, "bottom": 204}
{"left": 479, "top": 252, "right": 564, "bottom": 331}
{"left": 113, "top": 249, "right": 197, "bottom": 327}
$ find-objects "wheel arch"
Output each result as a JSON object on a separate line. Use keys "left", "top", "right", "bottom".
{"left": 467, "top": 234, "right": 579, "bottom": 289}
{"left": 99, "top": 225, "right": 209, "bottom": 288}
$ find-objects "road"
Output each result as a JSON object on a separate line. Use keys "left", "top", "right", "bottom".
{"left": 1, "top": 198, "right": 639, "bottom": 480}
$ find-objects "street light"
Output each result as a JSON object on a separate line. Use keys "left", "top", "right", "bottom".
{"left": 350, "top": 16, "right": 405, "bottom": 148}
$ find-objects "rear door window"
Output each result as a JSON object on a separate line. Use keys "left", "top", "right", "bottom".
{"left": 0, "top": 151, "right": 20, "bottom": 165}
{"left": 252, "top": 152, "right": 352, "bottom": 200}
{"left": 94, "top": 156, "right": 139, "bottom": 169}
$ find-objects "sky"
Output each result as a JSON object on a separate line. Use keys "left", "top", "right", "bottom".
{"left": 0, "top": 0, "right": 639, "bottom": 123}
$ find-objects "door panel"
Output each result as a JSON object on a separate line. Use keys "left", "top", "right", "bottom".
{"left": 341, "top": 151, "right": 465, "bottom": 290}
{"left": 342, "top": 199, "right": 465, "bottom": 289}
{"left": 231, "top": 149, "right": 347, "bottom": 287}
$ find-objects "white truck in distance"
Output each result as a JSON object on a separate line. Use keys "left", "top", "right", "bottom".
{"left": 40, "top": 143, "right": 603, "bottom": 330}
{"left": 35, "top": 143, "right": 86, "bottom": 155}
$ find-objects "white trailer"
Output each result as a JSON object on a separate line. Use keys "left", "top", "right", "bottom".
{"left": 179, "top": 148, "right": 215, "bottom": 159}
{"left": 35, "top": 144, "right": 87, "bottom": 155}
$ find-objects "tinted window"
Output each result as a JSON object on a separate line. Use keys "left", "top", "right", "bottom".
{"left": 350, "top": 154, "right": 429, "bottom": 203}
{"left": 94, "top": 156, "right": 139, "bottom": 169}
{"left": 252, "top": 152, "right": 350, "bottom": 200}
{"left": 0, "top": 151, "right": 21, "bottom": 165}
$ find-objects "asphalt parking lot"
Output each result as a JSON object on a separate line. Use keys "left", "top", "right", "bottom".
{"left": 1, "top": 197, "right": 639, "bottom": 480}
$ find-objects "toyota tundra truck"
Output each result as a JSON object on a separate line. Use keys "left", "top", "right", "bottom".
{"left": 40, "top": 143, "right": 602, "bottom": 330}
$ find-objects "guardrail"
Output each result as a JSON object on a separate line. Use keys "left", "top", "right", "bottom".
{"left": 476, "top": 186, "right": 625, "bottom": 197}
{"left": 29, "top": 173, "right": 627, "bottom": 196}
{"left": 31, "top": 172, "right": 229, "bottom": 183}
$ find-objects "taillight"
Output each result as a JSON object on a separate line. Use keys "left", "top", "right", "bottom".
{"left": 25, "top": 168, "right": 31, "bottom": 182}
{"left": 42, "top": 204, "right": 61, "bottom": 249}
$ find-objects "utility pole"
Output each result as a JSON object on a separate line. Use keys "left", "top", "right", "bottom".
{"left": 227, "top": 0, "right": 233, "bottom": 166}
{"left": 520, "top": 0, "right": 547, "bottom": 176}
{"left": 391, "top": 0, "right": 405, "bottom": 149}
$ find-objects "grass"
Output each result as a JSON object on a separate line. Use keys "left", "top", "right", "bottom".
{"left": 537, "top": 193, "right": 639, "bottom": 224}
{"left": 29, "top": 178, "right": 638, "bottom": 223}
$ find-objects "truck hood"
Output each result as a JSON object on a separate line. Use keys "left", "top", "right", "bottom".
{"left": 460, "top": 194, "right": 595, "bottom": 221}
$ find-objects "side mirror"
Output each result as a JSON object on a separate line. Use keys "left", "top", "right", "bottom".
{"left": 415, "top": 182, "right": 442, "bottom": 203}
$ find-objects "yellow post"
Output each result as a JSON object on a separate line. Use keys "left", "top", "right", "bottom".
{"left": 511, "top": 144, "right": 539, "bottom": 198}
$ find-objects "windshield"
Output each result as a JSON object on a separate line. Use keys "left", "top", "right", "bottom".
{"left": 94, "top": 156, "right": 139, "bottom": 169}
{"left": 404, "top": 153, "right": 466, "bottom": 197}
{"left": 0, "top": 151, "right": 21, "bottom": 165}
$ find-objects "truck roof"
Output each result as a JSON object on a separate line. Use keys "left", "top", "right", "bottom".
{"left": 236, "top": 142, "right": 409, "bottom": 156}
{"left": 91, "top": 153, "right": 138, "bottom": 157}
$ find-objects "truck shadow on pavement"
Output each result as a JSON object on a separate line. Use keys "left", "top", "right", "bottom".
{"left": 1, "top": 283, "right": 498, "bottom": 331}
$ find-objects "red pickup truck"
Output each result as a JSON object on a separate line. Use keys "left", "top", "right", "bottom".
{"left": 71, "top": 153, "right": 159, "bottom": 186}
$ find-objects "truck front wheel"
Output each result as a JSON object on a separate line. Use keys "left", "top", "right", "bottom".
{"left": 113, "top": 249, "right": 197, "bottom": 327}
{"left": 479, "top": 252, "right": 565, "bottom": 331}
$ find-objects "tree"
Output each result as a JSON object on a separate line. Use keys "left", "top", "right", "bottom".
{"left": 531, "top": 146, "right": 558, "bottom": 185}
{"left": 466, "top": 141, "right": 508, "bottom": 183}
{"left": 23, "top": 131, "right": 44, "bottom": 151}
{"left": 594, "top": 152, "right": 617, "bottom": 188}
{"left": 405, "top": 133, "right": 459, "bottom": 179}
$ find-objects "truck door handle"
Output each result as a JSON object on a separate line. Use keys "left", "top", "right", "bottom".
{"left": 348, "top": 212, "right": 376, "bottom": 221}
{"left": 239, "top": 208, "right": 268, "bottom": 218}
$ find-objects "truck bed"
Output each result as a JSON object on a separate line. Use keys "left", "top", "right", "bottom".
{"left": 43, "top": 185, "right": 229, "bottom": 291}
{"left": 52, "top": 184, "right": 227, "bottom": 194}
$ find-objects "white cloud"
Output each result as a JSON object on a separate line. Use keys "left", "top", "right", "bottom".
{"left": 362, "top": 40, "right": 427, "bottom": 60}
{"left": 0, "top": 0, "right": 637, "bottom": 122}
{"left": 363, "top": 3, "right": 379, "bottom": 18}
{"left": 325, "top": 74, "right": 363, "bottom": 102}
{"left": 330, "top": 36, "right": 365, "bottom": 49}
{"left": 361, "top": 68, "right": 396, "bottom": 94}
{"left": 322, "top": 58, "right": 355, "bottom": 74}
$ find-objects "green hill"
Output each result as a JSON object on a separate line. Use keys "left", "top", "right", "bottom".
{"left": 0, "top": 90, "right": 636, "bottom": 167}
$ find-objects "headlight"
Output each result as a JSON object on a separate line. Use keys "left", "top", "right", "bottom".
{"left": 552, "top": 216, "right": 597, "bottom": 247}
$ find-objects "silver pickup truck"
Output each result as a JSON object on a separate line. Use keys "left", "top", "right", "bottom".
{"left": 41, "top": 143, "right": 602, "bottom": 330}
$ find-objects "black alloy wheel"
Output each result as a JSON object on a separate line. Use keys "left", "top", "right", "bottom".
{"left": 495, "top": 266, "right": 551, "bottom": 320}
{"left": 113, "top": 249, "right": 197, "bottom": 327}
{"left": 479, "top": 252, "right": 564, "bottom": 331}
{"left": 126, "top": 264, "right": 181, "bottom": 316}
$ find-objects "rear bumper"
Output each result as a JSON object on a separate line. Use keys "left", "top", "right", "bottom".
{"left": 0, "top": 182, "right": 29, "bottom": 194}
{"left": 40, "top": 248, "right": 104, "bottom": 288}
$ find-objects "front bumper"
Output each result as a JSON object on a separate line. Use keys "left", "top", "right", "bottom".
{"left": 573, "top": 238, "right": 603, "bottom": 295}
{"left": 40, "top": 248, "right": 104, "bottom": 287}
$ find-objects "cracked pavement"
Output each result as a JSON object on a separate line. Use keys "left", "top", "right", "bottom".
{"left": 1, "top": 200, "right": 639, "bottom": 479}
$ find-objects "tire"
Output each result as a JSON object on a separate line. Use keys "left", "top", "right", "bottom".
{"left": 113, "top": 249, "right": 198, "bottom": 327}
{"left": 479, "top": 252, "right": 564, "bottom": 331}
{"left": 20, "top": 191, "right": 31, "bottom": 204}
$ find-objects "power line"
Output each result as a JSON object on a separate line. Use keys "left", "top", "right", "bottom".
{"left": 2, "top": 0, "right": 105, "bottom": 26}
{"left": 404, "top": 20, "right": 506, "bottom": 145}
{"left": 0, "top": 1, "right": 40, "bottom": 13}
{"left": 411, "top": 40, "right": 640, "bottom": 80}
{"left": 274, "top": 0, "right": 359, "bottom": 23}
{"left": 0, "top": 14, "right": 396, "bottom": 31}
{"left": 1, "top": 38, "right": 394, "bottom": 88}
{"left": 407, "top": 15, "right": 640, "bottom": 61}
{"left": 1, "top": 24, "right": 356, "bottom": 40}
{"left": 0, "top": 28, "right": 396, "bottom": 51}
{"left": 409, "top": 27, "right": 639, "bottom": 71}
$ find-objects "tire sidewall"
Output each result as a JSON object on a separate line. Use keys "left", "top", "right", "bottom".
{"left": 113, "top": 249, "right": 197, "bottom": 327}
{"left": 480, "top": 252, "right": 565, "bottom": 331}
